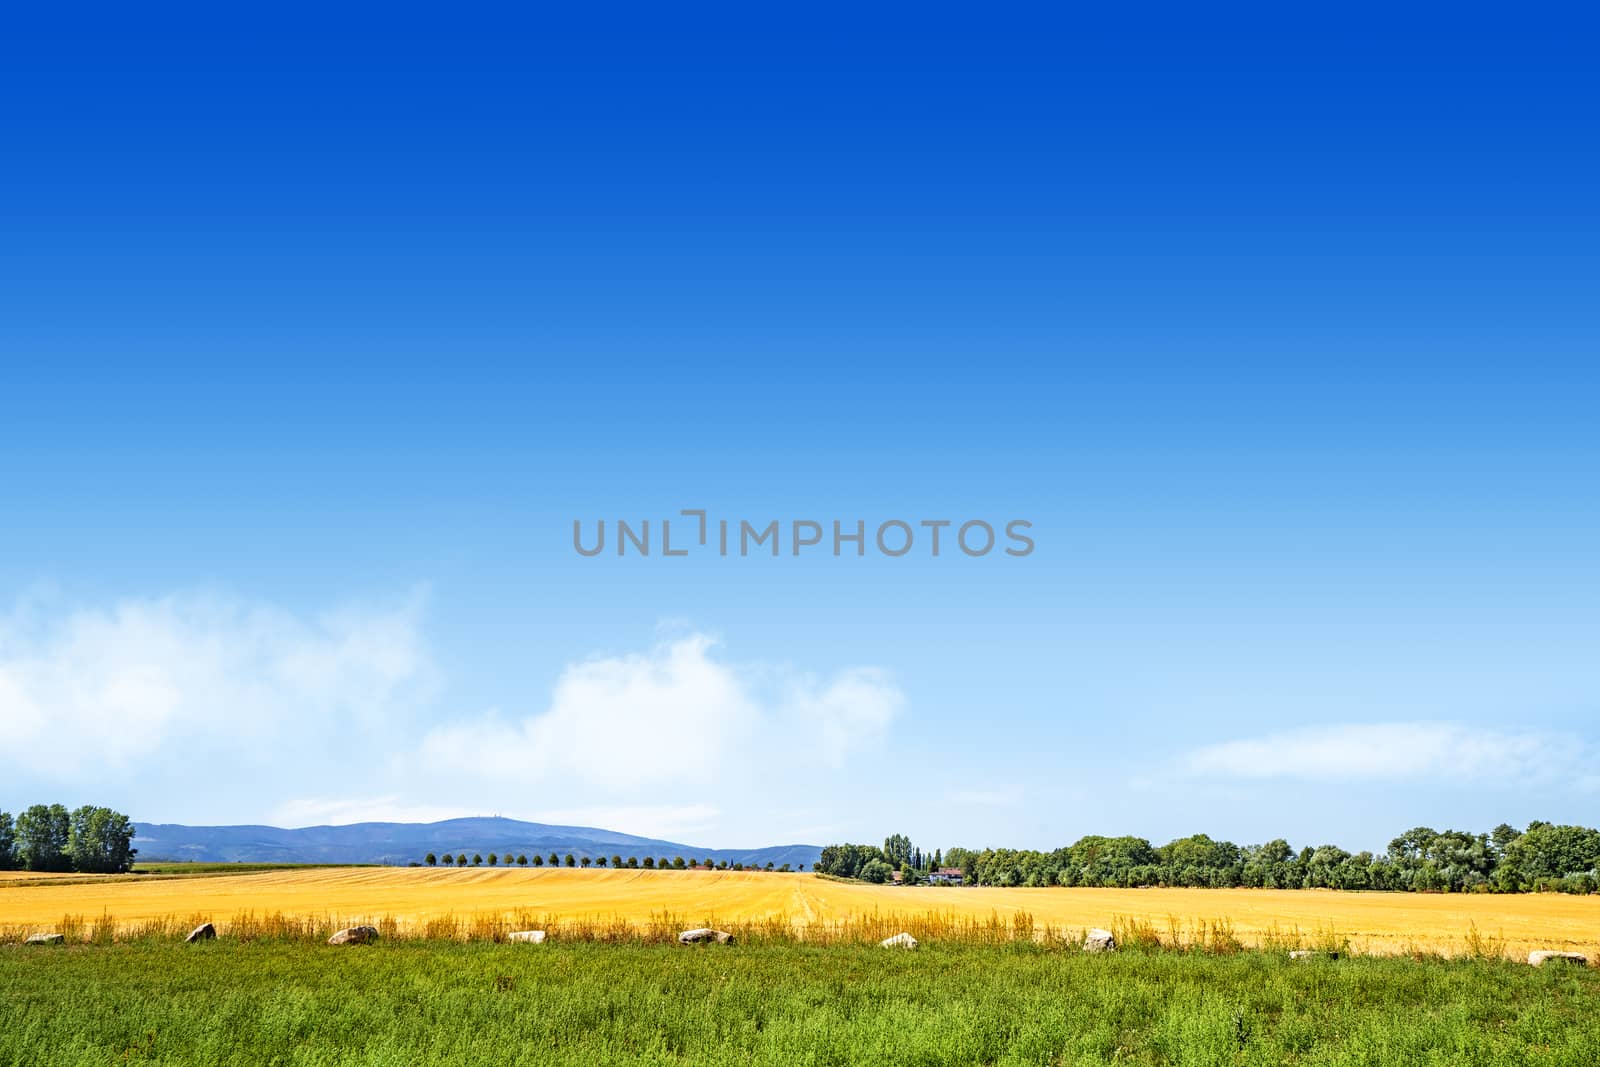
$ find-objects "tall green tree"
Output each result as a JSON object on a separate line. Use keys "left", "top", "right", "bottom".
{"left": 67, "top": 806, "right": 137, "bottom": 873}
{"left": 1504, "top": 822, "right": 1600, "bottom": 887}
{"left": 883, "top": 833, "right": 913, "bottom": 868}
{"left": 858, "top": 858, "right": 893, "bottom": 883}
{"left": 0, "top": 811, "right": 15, "bottom": 870}
{"left": 16, "top": 804, "right": 71, "bottom": 872}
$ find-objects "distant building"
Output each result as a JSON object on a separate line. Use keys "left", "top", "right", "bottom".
{"left": 928, "top": 867, "right": 965, "bottom": 886}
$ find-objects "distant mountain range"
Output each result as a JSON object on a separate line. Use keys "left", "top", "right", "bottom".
{"left": 132, "top": 817, "right": 822, "bottom": 869}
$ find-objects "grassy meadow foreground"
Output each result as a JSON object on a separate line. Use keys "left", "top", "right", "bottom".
{"left": 3, "top": 867, "right": 1598, "bottom": 959}
{"left": 5, "top": 941, "right": 1599, "bottom": 1065}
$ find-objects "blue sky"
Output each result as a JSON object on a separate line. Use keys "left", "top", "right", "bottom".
{"left": 2, "top": 5, "right": 1597, "bottom": 853}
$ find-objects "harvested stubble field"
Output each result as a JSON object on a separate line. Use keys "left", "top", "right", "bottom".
{"left": 2, "top": 868, "right": 1597, "bottom": 960}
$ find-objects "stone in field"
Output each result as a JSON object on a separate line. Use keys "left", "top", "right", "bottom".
{"left": 24, "top": 933, "right": 65, "bottom": 945}
{"left": 880, "top": 932, "right": 918, "bottom": 950}
{"left": 508, "top": 930, "right": 546, "bottom": 943}
{"left": 1083, "top": 928, "right": 1116, "bottom": 953}
{"left": 678, "top": 928, "right": 734, "bottom": 945}
{"left": 327, "top": 925, "right": 380, "bottom": 945}
{"left": 186, "top": 923, "right": 217, "bottom": 943}
{"left": 1289, "top": 949, "right": 1339, "bottom": 960}
{"left": 1529, "top": 950, "right": 1588, "bottom": 967}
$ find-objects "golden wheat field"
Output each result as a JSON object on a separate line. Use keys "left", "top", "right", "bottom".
{"left": 3, "top": 867, "right": 1597, "bottom": 958}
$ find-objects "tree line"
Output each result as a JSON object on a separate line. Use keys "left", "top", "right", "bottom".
{"left": 819, "top": 822, "right": 1600, "bottom": 894}
{"left": 419, "top": 851, "right": 799, "bottom": 873}
{"left": 0, "top": 804, "right": 138, "bottom": 874}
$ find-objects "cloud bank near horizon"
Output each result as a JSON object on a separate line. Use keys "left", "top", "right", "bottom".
{"left": 1183, "top": 721, "right": 1591, "bottom": 785}
{"left": 0, "top": 587, "right": 434, "bottom": 779}
{"left": 0, "top": 589, "right": 904, "bottom": 839}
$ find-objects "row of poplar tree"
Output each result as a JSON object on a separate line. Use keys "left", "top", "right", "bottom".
{"left": 421, "top": 852, "right": 791, "bottom": 871}
{"left": 0, "top": 804, "right": 138, "bottom": 873}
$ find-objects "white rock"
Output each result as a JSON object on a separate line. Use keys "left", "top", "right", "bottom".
{"left": 1529, "top": 950, "right": 1588, "bottom": 967}
{"left": 508, "top": 930, "right": 546, "bottom": 943}
{"left": 1083, "top": 928, "right": 1116, "bottom": 953}
{"left": 880, "top": 932, "right": 918, "bottom": 950}
{"left": 327, "top": 925, "right": 380, "bottom": 945}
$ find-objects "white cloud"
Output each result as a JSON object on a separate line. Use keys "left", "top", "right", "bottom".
{"left": 950, "top": 786, "right": 1024, "bottom": 807}
{"left": 531, "top": 804, "right": 722, "bottom": 840}
{"left": 0, "top": 588, "right": 433, "bottom": 780}
{"left": 270, "top": 796, "right": 487, "bottom": 827}
{"left": 417, "top": 633, "right": 903, "bottom": 790}
{"left": 1184, "top": 721, "right": 1580, "bottom": 783}
{"left": 418, "top": 633, "right": 755, "bottom": 788}
{"left": 266, "top": 797, "right": 723, "bottom": 840}
{"left": 0, "top": 595, "right": 901, "bottom": 842}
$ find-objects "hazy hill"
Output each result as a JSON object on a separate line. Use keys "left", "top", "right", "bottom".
{"left": 132, "top": 817, "right": 822, "bottom": 869}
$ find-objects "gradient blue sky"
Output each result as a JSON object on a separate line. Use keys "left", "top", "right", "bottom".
{"left": 2, "top": 6, "right": 1597, "bottom": 853}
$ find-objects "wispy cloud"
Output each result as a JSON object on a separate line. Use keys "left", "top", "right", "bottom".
{"left": 0, "top": 587, "right": 433, "bottom": 780}
{"left": 266, "top": 799, "right": 724, "bottom": 840}
{"left": 531, "top": 804, "right": 722, "bottom": 841}
{"left": 950, "top": 786, "right": 1024, "bottom": 807}
{"left": 270, "top": 796, "right": 486, "bottom": 827}
{"left": 1184, "top": 721, "right": 1581, "bottom": 783}
{"left": 787, "top": 666, "right": 903, "bottom": 768}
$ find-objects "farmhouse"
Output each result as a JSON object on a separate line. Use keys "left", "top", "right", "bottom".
{"left": 928, "top": 867, "right": 965, "bottom": 886}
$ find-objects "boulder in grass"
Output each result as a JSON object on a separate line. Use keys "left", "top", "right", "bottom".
{"left": 186, "top": 923, "right": 217, "bottom": 944}
{"left": 327, "top": 925, "right": 380, "bottom": 946}
{"left": 1289, "top": 949, "right": 1340, "bottom": 961}
{"left": 508, "top": 930, "right": 546, "bottom": 944}
{"left": 1529, "top": 950, "right": 1588, "bottom": 967}
{"left": 880, "top": 932, "right": 918, "bottom": 950}
{"left": 24, "top": 933, "right": 64, "bottom": 946}
{"left": 1083, "top": 928, "right": 1116, "bottom": 953}
{"left": 678, "top": 928, "right": 734, "bottom": 945}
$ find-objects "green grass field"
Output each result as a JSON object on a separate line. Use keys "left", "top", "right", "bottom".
{"left": 3, "top": 942, "right": 1597, "bottom": 1066}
